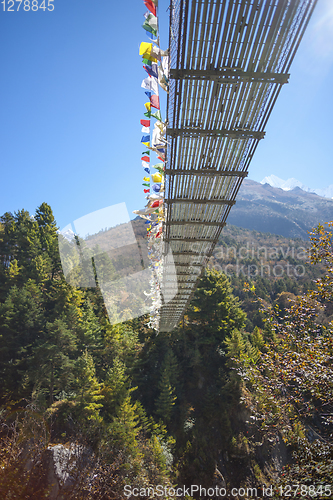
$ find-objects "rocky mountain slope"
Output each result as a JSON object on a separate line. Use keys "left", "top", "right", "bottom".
{"left": 227, "top": 179, "right": 333, "bottom": 239}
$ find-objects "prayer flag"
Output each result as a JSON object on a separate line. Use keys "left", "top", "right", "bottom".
{"left": 142, "top": 58, "right": 152, "bottom": 66}
{"left": 141, "top": 135, "right": 150, "bottom": 143}
{"left": 139, "top": 42, "right": 158, "bottom": 62}
{"left": 142, "top": 160, "right": 150, "bottom": 169}
{"left": 156, "top": 121, "right": 166, "bottom": 133}
{"left": 152, "top": 183, "right": 162, "bottom": 192}
{"left": 150, "top": 45, "right": 166, "bottom": 61}
{"left": 151, "top": 110, "right": 162, "bottom": 121}
{"left": 150, "top": 94, "right": 160, "bottom": 109}
{"left": 161, "top": 55, "right": 169, "bottom": 77}
{"left": 153, "top": 165, "right": 164, "bottom": 174}
{"left": 142, "top": 141, "right": 150, "bottom": 147}
{"left": 151, "top": 46, "right": 161, "bottom": 60}
{"left": 139, "top": 42, "right": 152, "bottom": 56}
{"left": 158, "top": 59, "right": 169, "bottom": 92}
{"left": 143, "top": 0, "right": 156, "bottom": 16}
{"left": 143, "top": 176, "right": 150, "bottom": 182}
{"left": 144, "top": 102, "right": 151, "bottom": 112}
{"left": 144, "top": 111, "right": 151, "bottom": 118}
{"left": 141, "top": 155, "right": 150, "bottom": 162}
{"left": 152, "top": 121, "right": 164, "bottom": 148}
{"left": 142, "top": 150, "right": 150, "bottom": 155}
{"left": 143, "top": 168, "right": 150, "bottom": 174}
{"left": 144, "top": 189, "right": 150, "bottom": 193}
{"left": 143, "top": 63, "right": 158, "bottom": 79}
{"left": 140, "top": 120, "right": 150, "bottom": 127}
{"left": 141, "top": 76, "right": 159, "bottom": 95}
{"left": 143, "top": 21, "right": 158, "bottom": 37}
{"left": 142, "top": 183, "right": 150, "bottom": 187}
{"left": 141, "top": 126, "right": 150, "bottom": 134}
{"left": 152, "top": 173, "right": 162, "bottom": 183}
{"left": 149, "top": 193, "right": 163, "bottom": 200}
{"left": 145, "top": 91, "right": 152, "bottom": 99}
{"left": 150, "top": 200, "right": 162, "bottom": 208}
{"left": 158, "top": 73, "right": 169, "bottom": 93}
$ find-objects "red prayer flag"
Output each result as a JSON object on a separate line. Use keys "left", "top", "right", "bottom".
{"left": 150, "top": 201, "right": 161, "bottom": 208}
{"left": 143, "top": 0, "right": 156, "bottom": 16}
{"left": 157, "top": 156, "right": 165, "bottom": 161}
{"left": 144, "top": 189, "right": 150, "bottom": 193}
{"left": 140, "top": 119, "right": 150, "bottom": 127}
{"left": 150, "top": 94, "right": 160, "bottom": 109}
{"left": 141, "top": 156, "right": 150, "bottom": 162}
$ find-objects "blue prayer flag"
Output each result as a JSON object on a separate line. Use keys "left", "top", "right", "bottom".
{"left": 143, "top": 63, "right": 158, "bottom": 79}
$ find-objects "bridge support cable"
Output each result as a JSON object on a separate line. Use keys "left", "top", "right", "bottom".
{"left": 158, "top": 0, "right": 318, "bottom": 332}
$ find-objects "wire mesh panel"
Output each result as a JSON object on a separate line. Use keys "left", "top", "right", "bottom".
{"left": 159, "top": 0, "right": 317, "bottom": 332}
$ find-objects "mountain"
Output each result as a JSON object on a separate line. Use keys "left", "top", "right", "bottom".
{"left": 261, "top": 174, "right": 333, "bottom": 199}
{"left": 227, "top": 179, "right": 333, "bottom": 239}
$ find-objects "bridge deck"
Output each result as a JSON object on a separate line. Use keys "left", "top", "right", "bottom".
{"left": 159, "top": 0, "right": 317, "bottom": 332}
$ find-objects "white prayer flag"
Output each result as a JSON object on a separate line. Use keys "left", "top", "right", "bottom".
{"left": 141, "top": 76, "right": 159, "bottom": 95}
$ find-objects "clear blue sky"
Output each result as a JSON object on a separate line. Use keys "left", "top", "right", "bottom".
{"left": 1, "top": 0, "right": 332, "bottom": 231}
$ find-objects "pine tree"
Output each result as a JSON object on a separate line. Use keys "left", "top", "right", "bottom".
{"left": 12, "top": 209, "right": 41, "bottom": 282}
{"left": 155, "top": 368, "right": 177, "bottom": 423}
{"left": 104, "top": 393, "right": 143, "bottom": 475}
{"left": 187, "top": 268, "right": 246, "bottom": 345}
{"left": 75, "top": 298, "right": 102, "bottom": 352}
{"left": 31, "top": 317, "right": 77, "bottom": 404}
{"left": 251, "top": 326, "right": 265, "bottom": 350}
{"left": 102, "top": 356, "right": 131, "bottom": 419}
{"left": 0, "top": 281, "right": 43, "bottom": 398}
{"left": 73, "top": 350, "right": 104, "bottom": 421}
{"left": 34, "top": 202, "right": 61, "bottom": 280}
{"left": 224, "top": 329, "right": 246, "bottom": 361}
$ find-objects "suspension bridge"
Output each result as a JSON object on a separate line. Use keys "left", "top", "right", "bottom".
{"left": 158, "top": 0, "right": 317, "bottom": 332}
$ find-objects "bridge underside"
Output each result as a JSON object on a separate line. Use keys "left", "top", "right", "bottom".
{"left": 159, "top": 0, "right": 317, "bottom": 332}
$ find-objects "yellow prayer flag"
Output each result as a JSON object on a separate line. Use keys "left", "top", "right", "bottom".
{"left": 139, "top": 42, "right": 152, "bottom": 56}
{"left": 139, "top": 42, "right": 158, "bottom": 62}
{"left": 151, "top": 173, "right": 162, "bottom": 183}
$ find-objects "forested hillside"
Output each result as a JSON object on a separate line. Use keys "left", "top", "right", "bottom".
{"left": 0, "top": 205, "right": 332, "bottom": 499}
{"left": 209, "top": 224, "right": 329, "bottom": 330}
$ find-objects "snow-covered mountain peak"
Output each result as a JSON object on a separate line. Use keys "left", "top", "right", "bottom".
{"left": 261, "top": 175, "right": 310, "bottom": 192}
{"left": 260, "top": 175, "right": 333, "bottom": 199}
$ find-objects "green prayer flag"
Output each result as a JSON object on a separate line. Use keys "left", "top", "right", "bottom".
{"left": 142, "top": 150, "right": 150, "bottom": 155}
{"left": 153, "top": 163, "right": 164, "bottom": 174}
{"left": 142, "top": 58, "right": 152, "bottom": 66}
{"left": 142, "top": 14, "right": 158, "bottom": 37}
{"left": 144, "top": 110, "right": 151, "bottom": 118}
{"left": 151, "top": 110, "right": 162, "bottom": 121}
{"left": 142, "top": 183, "right": 150, "bottom": 187}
